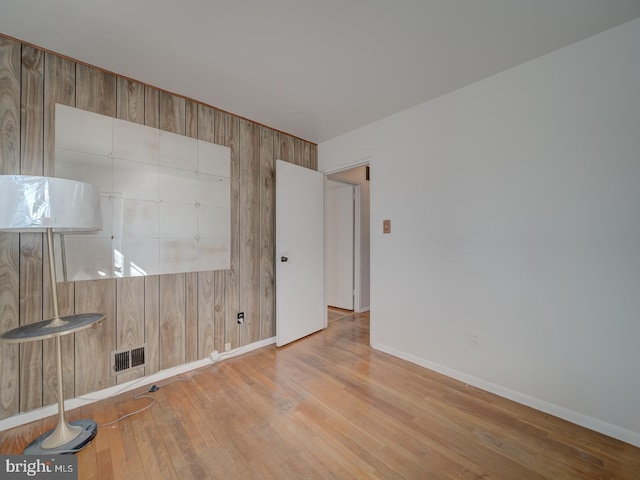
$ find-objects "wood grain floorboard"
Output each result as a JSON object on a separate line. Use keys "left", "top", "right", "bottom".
{"left": 1, "top": 312, "right": 639, "bottom": 479}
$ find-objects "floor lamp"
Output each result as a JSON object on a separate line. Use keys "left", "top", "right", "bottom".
{"left": 0, "top": 175, "right": 104, "bottom": 454}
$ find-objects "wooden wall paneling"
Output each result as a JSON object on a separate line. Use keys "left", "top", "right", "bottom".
{"left": 293, "top": 137, "right": 304, "bottom": 166}
{"left": 115, "top": 277, "right": 145, "bottom": 384}
{"left": 74, "top": 279, "right": 116, "bottom": 395}
{"left": 197, "top": 104, "right": 215, "bottom": 142}
{"left": 158, "top": 91, "right": 185, "bottom": 135}
{"left": 215, "top": 110, "right": 240, "bottom": 349}
{"left": 197, "top": 271, "right": 215, "bottom": 358}
{"left": 144, "top": 87, "right": 160, "bottom": 129}
{"left": 227, "top": 114, "right": 240, "bottom": 349}
{"left": 144, "top": 275, "right": 160, "bottom": 375}
{"left": 275, "top": 132, "right": 294, "bottom": 164}
{"left": 259, "top": 126, "right": 275, "bottom": 339}
{"left": 186, "top": 101, "right": 201, "bottom": 355}
{"left": 196, "top": 103, "right": 217, "bottom": 356}
{"left": 159, "top": 274, "right": 186, "bottom": 370}
{"left": 309, "top": 144, "right": 318, "bottom": 171}
{"left": 185, "top": 100, "right": 198, "bottom": 139}
{"left": 185, "top": 273, "right": 198, "bottom": 363}
{"left": 0, "top": 37, "right": 316, "bottom": 421}
{"left": 20, "top": 46, "right": 44, "bottom": 174}
{"left": 116, "top": 78, "right": 145, "bottom": 125}
{"left": 0, "top": 233, "right": 19, "bottom": 419}
{"left": 75, "top": 64, "right": 116, "bottom": 117}
{"left": 17, "top": 247, "right": 43, "bottom": 409}
{"left": 0, "top": 38, "right": 20, "bottom": 172}
{"left": 43, "top": 52, "right": 76, "bottom": 404}
{"left": 0, "top": 36, "right": 21, "bottom": 420}
{"left": 239, "top": 119, "right": 260, "bottom": 343}
{"left": 301, "top": 141, "right": 312, "bottom": 170}
{"left": 43, "top": 281, "right": 75, "bottom": 404}
{"left": 73, "top": 79, "right": 117, "bottom": 416}
{"left": 213, "top": 270, "right": 226, "bottom": 353}
{"left": 18, "top": 45, "right": 45, "bottom": 412}
{"left": 157, "top": 90, "right": 190, "bottom": 367}
{"left": 43, "top": 52, "right": 75, "bottom": 175}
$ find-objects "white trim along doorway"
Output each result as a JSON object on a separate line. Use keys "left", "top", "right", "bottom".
{"left": 325, "top": 162, "right": 370, "bottom": 314}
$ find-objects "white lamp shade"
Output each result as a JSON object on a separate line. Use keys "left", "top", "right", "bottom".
{"left": 0, "top": 175, "right": 102, "bottom": 232}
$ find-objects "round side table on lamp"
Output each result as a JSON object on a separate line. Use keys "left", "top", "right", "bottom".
{"left": 1, "top": 313, "right": 104, "bottom": 454}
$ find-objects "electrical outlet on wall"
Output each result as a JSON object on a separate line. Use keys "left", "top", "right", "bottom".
{"left": 470, "top": 332, "right": 480, "bottom": 348}
{"left": 224, "top": 342, "right": 231, "bottom": 352}
{"left": 237, "top": 312, "right": 244, "bottom": 324}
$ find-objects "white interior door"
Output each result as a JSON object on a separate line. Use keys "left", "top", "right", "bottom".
{"left": 326, "top": 181, "right": 354, "bottom": 310}
{"left": 276, "top": 160, "right": 325, "bottom": 347}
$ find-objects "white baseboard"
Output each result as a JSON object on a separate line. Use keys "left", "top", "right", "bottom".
{"left": 372, "top": 341, "right": 640, "bottom": 448}
{"left": 0, "top": 337, "right": 275, "bottom": 433}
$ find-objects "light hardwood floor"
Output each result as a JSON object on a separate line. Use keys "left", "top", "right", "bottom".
{"left": 1, "top": 312, "right": 639, "bottom": 479}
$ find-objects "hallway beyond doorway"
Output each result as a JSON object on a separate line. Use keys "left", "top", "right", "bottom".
{"left": 327, "top": 306, "right": 353, "bottom": 323}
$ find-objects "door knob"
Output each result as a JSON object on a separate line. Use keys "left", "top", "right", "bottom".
{"left": 280, "top": 256, "right": 288, "bottom": 262}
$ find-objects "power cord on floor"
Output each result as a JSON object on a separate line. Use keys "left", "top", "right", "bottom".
{"left": 99, "top": 375, "right": 193, "bottom": 428}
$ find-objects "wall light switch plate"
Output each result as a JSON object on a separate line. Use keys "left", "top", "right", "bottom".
{"left": 383, "top": 219, "right": 391, "bottom": 234}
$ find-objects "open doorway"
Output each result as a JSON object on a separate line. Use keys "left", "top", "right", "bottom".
{"left": 325, "top": 164, "right": 370, "bottom": 320}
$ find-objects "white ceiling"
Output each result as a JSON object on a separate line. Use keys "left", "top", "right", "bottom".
{"left": 1, "top": 1, "right": 640, "bottom": 144}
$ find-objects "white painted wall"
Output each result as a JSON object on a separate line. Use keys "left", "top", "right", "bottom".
{"left": 318, "top": 19, "right": 640, "bottom": 446}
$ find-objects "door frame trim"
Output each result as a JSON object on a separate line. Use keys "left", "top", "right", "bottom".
{"left": 324, "top": 161, "right": 369, "bottom": 314}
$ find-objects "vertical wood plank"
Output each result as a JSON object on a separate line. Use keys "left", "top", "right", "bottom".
{"left": 44, "top": 52, "right": 75, "bottom": 175}
{"left": 116, "top": 277, "right": 145, "bottom": 384}
{"left": 20, "top": 46, "right": 44, "bottom": 175}
{"left": 0, "top": 233, "right": 19, "bottom": 419}
{"left": 116, "top": 78, "right": 145, "bottom": 124}
{"left": 144, "top": 86, "right": 160, "bottom": 129}
{"left": 239, "top": 119, "right": 260, "bottom": 343}
{"left": 275, "top": 132, "right": 294, "bottom": 164}
{"left": 43, "top": 52, "right": 76, "bottom": 404}
{"left": 0, "top": 36, "right": 21, "bottom": 420}
{"left": 159, "top": 92, "right": 185, "bottom": 135}
{"left": 17, "top": 259, "right": 43, "bottom": 409}
{"left": 259, "top": 126, "right": 276, "bottom": 340}
{"left": 75, "top": 64, "right": 118, "bottom": 395}
{"left": 197, "top": 271, "right": 215, "bottom": 358}
{"left": 200, "top": 105, "right": 225, "bottom": 352}
{"left": 213, "top": 270, "right": 226, "bottom": 353}
{"left": 75, "top": 64, "right": 116, "bottom": 117}
{"left": 301, "top": 141, "right": 312, "bottom": 170}
{"left": 74, "top": 279, "right": 117, "bottom": 395}
{"left": 309, "top": 143, "right": 318, "bottom": 171}
{"left": 197, "top": 104, "right": 215, "bottom": 142}
{"left": 19, "top": 45, "right": 45, "bottom": 412}
{"left": 197, "top": 103, "right": 217, "bottom": 357}
{"left": 0, "top": 38, "right": 20, "bottom": 173}
{"left": 144, "top": 275, "right": 160, "bottom": 375}
{"left": 215, "top": 110, "right": 240, "bottom": 349}
{"left": 185, "top": 273, "right": 198, "bottom": 363}
{"left": 159, "top": 274, "right": 186, "bottom": 369}
{"left": 185, "top": 100, "right": 198, "bottom": 139}
{"left": 293, "top": 137, "right": 304, "bottom": 166}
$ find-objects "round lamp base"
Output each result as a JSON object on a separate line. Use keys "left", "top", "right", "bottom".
{"left": 24, "top": 419, "right": 97, "bottom": 455}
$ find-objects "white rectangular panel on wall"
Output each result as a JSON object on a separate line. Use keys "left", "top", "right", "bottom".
{"left": 54, "top": 103, "right": 231, "bottom": 281}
